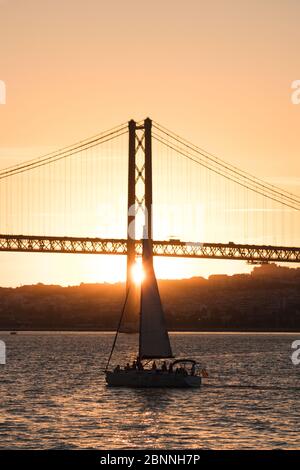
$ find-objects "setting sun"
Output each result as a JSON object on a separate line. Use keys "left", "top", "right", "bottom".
{"left": 131, "top": 258, "right": 145, "bottom": 285}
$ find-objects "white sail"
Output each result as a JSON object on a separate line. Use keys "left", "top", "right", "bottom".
{"left": 139, "top": 237, "right": 173, "bottom": 359}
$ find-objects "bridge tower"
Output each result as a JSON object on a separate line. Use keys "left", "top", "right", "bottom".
{"left": 127, "top": 118, "right": 153, "bottom": 292}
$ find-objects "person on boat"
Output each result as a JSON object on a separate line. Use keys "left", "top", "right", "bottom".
{"left": 132, "top": 360, "right": 137, "bottom": 370}
{"left": 114, "top": 365, "right": 121, "bottom": 373}
{"left": 191, "top": 363, "right": 196, "bottom": 376}
{"left": 137, "top": 358, "right": 144, "bottom": 371}
{"left": 152, "top": 361, "right": 157, "bottom": 371}
{"left": 161, "top": 361, "right": 167, "bottom": 372}
{"left": 125, "top": 363, "right": 131, "bottom": 371}
{"left": 177, "top": 366, "right": 187, "bottom": 376}
{"left": 168, "top": 362, "right": 173, "bottom": 374}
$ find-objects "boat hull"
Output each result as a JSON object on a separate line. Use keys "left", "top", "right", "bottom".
{"left": 105, "top": 370, "right": 201, "bottom": 388}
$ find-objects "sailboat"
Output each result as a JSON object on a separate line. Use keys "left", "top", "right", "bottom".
{"left": 105, "top": 236, "right": 202, "bottom": 388}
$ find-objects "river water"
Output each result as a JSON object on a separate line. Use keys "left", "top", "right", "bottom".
{"left": 0, "top": 332, "right": 299, "bottom": 449}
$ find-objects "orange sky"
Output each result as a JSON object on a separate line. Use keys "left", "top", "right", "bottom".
{"left": 0, "top": 0, "right": 300, "bottom": 286}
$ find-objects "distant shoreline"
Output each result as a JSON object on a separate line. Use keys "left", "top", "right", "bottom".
{"left": 1, "top": 328, "right": 300, "bottom": 334}
{"left": 1, "top": 266, "right": 300, "bottom": 332}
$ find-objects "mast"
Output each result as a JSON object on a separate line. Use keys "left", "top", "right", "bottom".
{"left": 139, "top": 235, "right": 173, "bottom": 359}
{"left": 138, "top": 118, "right": 173, "bottom": 359}
{"left": 139, "top": 116, "right": 152, "bottom": 360}
{"left": 108, "top": 117, "right": 173, "bottom": 366}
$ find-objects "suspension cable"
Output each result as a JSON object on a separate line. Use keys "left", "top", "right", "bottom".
{"left": 153, "top": 133, "right": 300, "bottom": 211}
{"left": 0, "top": 123, "right": 127, "bottom": 179}
{"left": 153, "top": 121, "right": 300, "bottom": 206}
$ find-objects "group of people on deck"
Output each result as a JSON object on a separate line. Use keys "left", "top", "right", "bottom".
{"left": 114, "top": 359, "right": 196, "bottom": 376}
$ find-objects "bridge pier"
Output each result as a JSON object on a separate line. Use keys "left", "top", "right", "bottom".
{"left": 127, "top": 119, "right": 137, "bottom": 291}
{"left": 126, "top": 118, "right": 153, "bottom": 291}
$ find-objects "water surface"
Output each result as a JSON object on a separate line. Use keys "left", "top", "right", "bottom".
{"left": 0, "top": 332, "right": 299, "bottom": 449}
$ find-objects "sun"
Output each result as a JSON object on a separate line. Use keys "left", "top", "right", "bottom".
{"left": 131, "top": 259, "right": 145, "bottom": 285}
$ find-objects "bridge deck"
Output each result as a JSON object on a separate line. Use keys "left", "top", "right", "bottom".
{"left": 0, "top": 235, "right": 299, "bottom": 263}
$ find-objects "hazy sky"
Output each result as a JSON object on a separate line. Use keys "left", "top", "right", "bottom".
{"left": 0, "top": 0, "right": 300, "bottom": 286}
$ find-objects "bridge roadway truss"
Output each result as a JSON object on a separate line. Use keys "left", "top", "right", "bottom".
{"left": 0, "top": 235, "right": 299, "bottom": 263}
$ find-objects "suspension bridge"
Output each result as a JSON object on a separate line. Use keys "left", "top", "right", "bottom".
{"left": 0, "top": 118, "right": 299, "bottom": 285}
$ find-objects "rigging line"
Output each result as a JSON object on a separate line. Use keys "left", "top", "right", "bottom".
{"left": 153, "top": 131, "right": 300, "bottom": 210}
{"left": 153, "top": 135, "right": 300, "bottom": 212}
{"left": 0, "top": 122, "right": 127, "bottom": 175}
{"left": 0, "top": 131, "right": 128, "bottom": 180}
{"left": 153, "top": 122, "right": 300, "bottom": 204}
{"left": 105, "top": 287, "right": 131, "bottom": 372}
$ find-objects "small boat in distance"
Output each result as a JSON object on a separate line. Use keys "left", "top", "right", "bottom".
{"left": 105, "top": 236, "right": 204, "bottom": 388}
{"left": 10, "top": 331, "right": 18, "bottom": 335}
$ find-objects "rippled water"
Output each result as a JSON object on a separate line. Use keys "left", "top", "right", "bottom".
{"left": 0, "top": 332, "right": 299, "bottom": 449}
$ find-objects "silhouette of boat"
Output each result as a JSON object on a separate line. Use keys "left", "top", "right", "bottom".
{"left": 105, "top": 236, "right": 203, "bottom": 388}
{"left": 10, "top": 331, "right": 18, "bottom": 335}
{"left": 106, "top": 359, "right": 201, "bottom": 388}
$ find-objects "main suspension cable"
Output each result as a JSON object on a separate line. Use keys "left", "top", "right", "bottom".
{"left": 153, "top": 133, "right": 300, "bottom": 211}
{"left": 153, "top": 121, "right": 300, "bottom": 206}
{"left": 0, "top": 123, "right": 127, "bottom": 179}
